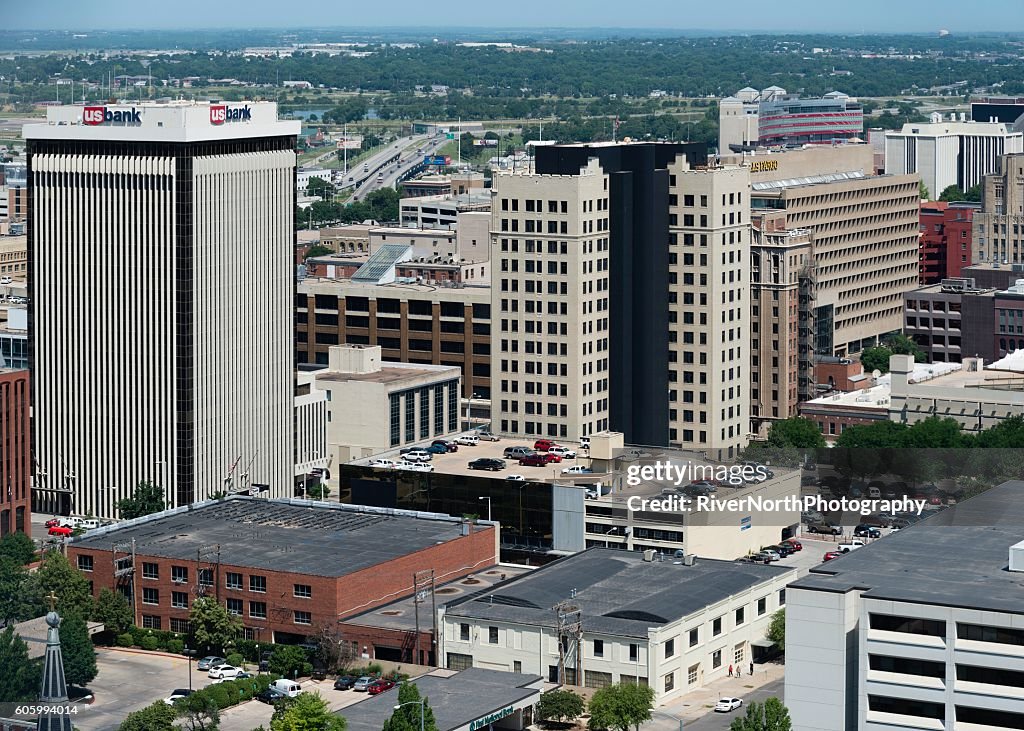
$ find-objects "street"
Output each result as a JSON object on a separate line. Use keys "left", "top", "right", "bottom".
{"left": 663, "top": 678, "right": 784, "bottom": 731}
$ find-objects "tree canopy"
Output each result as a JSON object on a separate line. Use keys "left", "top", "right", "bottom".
{"left": 92, "top": 587, "right": 134, "bottom": 636}
{"left": 188, "top": 596, "right": 241, "bottom": 656}
{"left": 0, "top": 626, "right": 41, "bottom": 702}
{"left": 383, "top": 683, "right": 438, "bottom": 731}
{"left": 767, "top": 609, "right": 785, "bottom": 652}
{"left": 117, "top": 480, "right": 166, "bottom": 520}
{"left": 536, "top": 689, "right": 586, "bottom": 725}
{"left": 860, "top": 334, "right": 926, "bottom": 374}
{"left": 587, "top": 682, "right": 655, "bottom": 731}
{"left": 271, "top": 692, "right": 346, "bottom": 731}
{"left": 117, "top": 701, "right": 178, "bottom": 731}
{"left": 24, "top": 551, "right": 94, "bottom": 620}
{"left": 766, "top": 417, "right": 826, "bottom": 450}
{"left": 0, "top": 531, "right": 36, "bottom": 565}
{"left": 939, "top": 183, "right": 982, "bottom": 203}
{"left": 60, "top": 613, "right": 98, "bottom": 687}
{"left": 729, "top": 698, "right": 792, "bottom": 731}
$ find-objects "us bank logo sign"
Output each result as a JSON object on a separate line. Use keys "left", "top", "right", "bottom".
{"left": 83, "top": 106, "right": 142, "bottom": 125}
{"left": 469, "top": 706, "right": 514, "bottom": 731}
{"left": 210, "top": 105, "right": 252, "bottom": 125}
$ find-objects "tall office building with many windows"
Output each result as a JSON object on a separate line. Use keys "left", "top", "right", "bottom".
{"left": 25, "top": 102, "right": 298, "bottom": 518}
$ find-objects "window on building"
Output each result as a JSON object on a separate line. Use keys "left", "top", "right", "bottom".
{"left": 142, "top": 588, "right": 159, "bottom": 605}
{"left": 712, "top": 649, "right": 722, "bottom": 669}
{"left": 434, "top": 386, "right": 444, "bottom": 434}
{"left": 294, "top": 584, "right": 312, "bottom": 599}
{"left": 226, "top": 598, "right": 243, "bottom": 616}
{"left": 404, "top": 391, "right": 416, "bottom": 442}
{"left": 868, "top": 696, "right": 944, "bottom": 721}
{"left": 448, "top": 653, "right": 473, "bottom": 671}
{"left": 629, "top": 643, "right": 638, "bottom": 662}
{"left": 514, "top": 661, "right": 522, "bottom": 673}
{"left": 778, "top": 589, "right": 785, "bottom": 606}
{"left": 249, "top": 575, "right": 267, "bottom": 593}
{"left": 172, "top": 566, "right": 189, "bottom": 584}
{"left": 585, "top": 671, "right": 614, "bottom": 689}
{"left": 488, "top": 627, "right": 499, "bottom": 644}
{"left": 389, "top": 393, "right": 401, "bottom": 446}
{"left": 870, "top": 614, "right": 945, "bottom": 637}
{"left": 249, "top": 602, "right": 267, "bottom": 619}
{"left": 294, "top": 611, "right": 312, "bottom": 625}
{"left": 757, "top": 597, "right": 767, "bottom": 616}
{"left": 689, "top": 628, "right": 699, "bottom": 647}
{"left": 172, "top": 591, "right": 188, "bottom": 609}
{"left": 198, "top": 568, "right": 213, "bottom": 587}
{"left": 734, "top": 644, "right": 744, "bottom": 664}
{"left": 77, "top": 555, "right": 93, "bottom": 572}
{"left": 460, "top": 624, "right": 470, "bottom": 641}
{"left": 594, "top": 639, "right": 604, "bottom": 657}
{"left": 956, "top": 664, "right": 1024, "bottom": 688}
{"left": 688, "top": 664, "right": 699, "bottom": 685}
{"left": 142, "top": 615, "right": 161, "bottom": 629}
{"left": 170, "top": 618, "right": 190, "bottom": 634}
{"left": 142, "top": 562, "right": 159, "bottom": 580}
{"left": 735, "top": 607, "right": 745, "bottom": 626}
{"left": 713, "top": 617, "right": 723, "bottom": 636}
{"left": 665, "top": 638, "right": 675, "bottom": 658}
{"left": 664, "top": 672, "right": 675, "bottom": 692}
{"left": 870, "top": 655, "right": 946, "bottom": 678}
{"left": 226, "top": 572, "right": 242, "bottom": 590}
{"left": 957, "top": 622, "right": 1024, "bottom": 646}
{"left": 448, "top": 382, "right": 459, "bottom": 431}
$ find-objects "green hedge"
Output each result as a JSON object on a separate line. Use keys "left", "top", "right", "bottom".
{"left": 170, "top": 674, "right": 278, "bottom": 712}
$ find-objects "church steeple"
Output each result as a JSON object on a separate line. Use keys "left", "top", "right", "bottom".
{"left": 37, "top": 591, "right": 74, "bottom": 731}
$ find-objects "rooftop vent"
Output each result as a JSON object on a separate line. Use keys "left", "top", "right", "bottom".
{"left": 1010, "top": 539, "right": 1024, "bottom": 572}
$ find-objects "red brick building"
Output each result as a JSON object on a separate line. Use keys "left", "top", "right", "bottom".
{"left": 0, "top": 369, "right": 30, "bottom": 538}
{"left": 919, "top": 201, "right": 978, "bottom": 284}
{"left": 67, "top": 497, "right": 497, "bottom": 649}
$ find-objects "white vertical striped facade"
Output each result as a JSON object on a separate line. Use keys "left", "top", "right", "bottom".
{"left": 28, "top": 105, "right": 298, "bottom": 518}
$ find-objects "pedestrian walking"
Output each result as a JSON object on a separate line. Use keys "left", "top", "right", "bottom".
{"left": 749, "top": 662, "right": 754, "bottom": 676}
{"left": 728, "top": 664, "right": 733, "bottom": 677}
{"left": 736, "top": 666, "right": 742, "bottom": 677}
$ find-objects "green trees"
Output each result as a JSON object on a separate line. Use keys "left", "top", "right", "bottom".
{"left": 0, "top": 531, "right": 36, "bottom": 565}
{"left": 117, "top": 480, "right": 166, "bottom": 520}
{"left": 860, "top": 334, "right": 926, "bottom": 374}
{"left": 939, "top": 183, "right": 982, "bottom": 203}
{"left": 0, "top": 626, "right": 41, "bottom": 702}
{"left": 116, "top": 701, "right": 178, "bottom": 731}
{"left": 919, "top": 181, "right": 929, "bottom": 200}
{"left": 269, "top": 644, "right": 312, "bottom": 679}
{"left": 729, "top": 698, "right": 792, "bottom": 731}
{"left": 177, "top": 690, "right": 222, "bottom": 731}
{"left": 92, "top": 588, "right": 134, "bottom": 636}
{"left": 536, "top": 689, "right": 586, "bottom": 725}
{"left": 24, "top": 552, "right": 94, "bottom": 620}
{"left": 303, "top": 244, "right": 334, "bottom": 260}
{"left": 383, "top": 683, "right": 437, "bottom": 731}
{"left": 271, "top": 692, "right": 346, "bottom": 731}
{"left": 767, "top": 609, "right": 785, "bottom": 652}
{"left": 0, "top": 556, "right": 30, "bottom": 624}
{"left": 60, "top": 613, "right": 98, "bottom": 687}
{"left": 765, "top": 418, "right": 826, "bottom": 449}
{"left": 587, "top": 682, "right": 655, "bottom": 731}
{"left": 306, "top": 176, "right": 335, "bottom": 199}
{"left": 188, "top": 596, "right": 241, "bottom": 656}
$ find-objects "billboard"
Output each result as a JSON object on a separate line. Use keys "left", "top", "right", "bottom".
{"left": 423, "top": 155, "right": 452, "bottom": 166}
{"left": 473, "top": 139, "right": 498, "bottom": 147}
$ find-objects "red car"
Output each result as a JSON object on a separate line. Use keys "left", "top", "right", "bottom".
{"left": 44, "top": 518, "right": 62, "bottom": 528}
{"left": 784, "top": 539, "right": 803, "bottom": 551}
{"left": 520, "top": 453, "right": 557, "bottom": 467}
{"left": 367, "top": 680, "right": 395, "bottom": 695}
{"left": 822, "top": 551, "right": 841, "bottom": 562}
{"left": 533, "top": 439, "right": 557, "bottom": 452}
{"left": 48, "top": 525, "right": 73, "bottom": 537}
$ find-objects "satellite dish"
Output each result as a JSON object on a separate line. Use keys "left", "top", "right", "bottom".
{"left": 872, "top": 370, "right": 881, "bottom": 379}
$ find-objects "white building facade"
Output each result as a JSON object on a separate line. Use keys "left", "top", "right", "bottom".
{"left": 25, "top": 101, "right": 299, "bottom": 517}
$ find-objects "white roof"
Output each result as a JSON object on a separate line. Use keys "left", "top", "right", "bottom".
{"left": 989, "top": 350, "right": 1024, "bottom": 372}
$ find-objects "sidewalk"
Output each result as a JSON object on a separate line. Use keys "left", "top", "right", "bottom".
{"left": 659, "top": 661, "right": 785, "bottom": 722}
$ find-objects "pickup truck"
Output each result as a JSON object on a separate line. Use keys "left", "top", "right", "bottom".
{"left": 837, "top": 539, "right": 866, "bottom": 553}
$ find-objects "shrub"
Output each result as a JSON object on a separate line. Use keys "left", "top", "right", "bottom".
{"left": 140, "top": 636, "right": 159, "bottom": 651}
{"left": 226, "top": 652, "right": 244, "bottom": 668}
{"left": 116, "top": 632, "right": 134, "bottom": 648}
{"left": 203, "top": 683, "right": 231, "bottom": 710}
{"left": 166, "top": 639, "right": 184, "bottom": 655}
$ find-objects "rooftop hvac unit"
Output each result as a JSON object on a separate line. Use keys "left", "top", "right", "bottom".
{"left": 683, "top": 554, "right": 697, "bottom": 566}
{"left": 643, "top": 549, "right": 657, "bottom": 562}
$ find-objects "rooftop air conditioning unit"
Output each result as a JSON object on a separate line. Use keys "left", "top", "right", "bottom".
{"left": 643, "top": 549, "right": 656, "bottom": 562}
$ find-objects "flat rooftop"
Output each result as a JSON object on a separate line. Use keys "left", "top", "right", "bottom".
{"left": 791, "top": 480, "right": 1024, "bottom": 613}
{"left": 342, "top": 565, "right": 533, "bottom": 632}
{"left": 314, "top": 361, "right": 460, "bottom": 385}
{"left": 340, "top": 668, "right": 542, "bottom": 731}
{"left": 444, "top": 547, "right": 794, "bottom": 638}
{"left": 71, "top": 497, "right": 485, "bottom": 578}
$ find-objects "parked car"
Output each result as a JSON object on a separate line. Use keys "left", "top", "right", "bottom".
{"left": 352, "top": 676, "right": 376, "bottom": 692}
{"left": 784, "top": 539, "right": 802, "bottom": 551}
{"left": 689, "top": 480, "right": 719, "bottom": 492}
{"left": 549, "top": 446, "right": 576, "bottom": 459}
{"left": 822, "top": 551, "right": 841, "bottom": 562}
{"left": 853, "top": 524, "right": 881, "bottom": 538}
{"left": 759, "top": 548, "right": 781, "bottom": 562}
{"left": 402, "top": 449, "right": 432, "bottom": 463}
{"left": 520, "top": 453, "right": 557, "bottom": 467}
{"left": 561, "top": 465, "right": 594, "bottom": 475}
{"left": 367, "top": 679, "right": 396, "bottom": 695}
{"left": 506, "top": 474, "right": 526, "bottom": 481}
{"left": 806, "top": 521, "right": 842, "bottom": 535}
{"left": 431, "top": 439, "right": 458, "bottom": 453}
{"left": 579, "top": 436, "right": 591, "bottom": 450}
{"left": 503, "top": 446, "right": 534, "bottom": 459}
{"left": 270, "top": 679, "right": 302, "bottom": 698}
{"left": 208, "top": 664, "right": 241, "bottom": 680}
{"left": 195, "top": 657, "right": 223, "bottom": 672}
{"left": 476, "top": 431, "right": 501, "bottom": 442}
{"left": 724, "top": 474, "right": 746, "bottom": 488}
{"left": 164, "top": 689, "right": 193, "bottom": 706}
{"left": 533, "top": 439, "right": 557, "bottom": 452}
{"left": 456, "top": 434, "right": 479, "bottom": 446}
{"left": 772, "top": 543, "right": 795, "bottom": 557}
{"left": 469, "top": 458, "right": 506, "bottom": 471}
{"left": 48, "top": 525, "right": 73, "bottom": 537}
{"left": 369, "top": 459, "right": 397, "bottom": 469}
{"left": 425, "top": 444, "right": 448, "bottom": 455}
{"left": 311, "top": 665, "right": 327, "bottom": 681}
{"left": 714, "top": 698, "right": 743, "bottom": 713}
{"left": 396, "top": 461, "right": 434, "bottom": 473}
{"left": 256, "top": 687, "right": 287, "bottom": 704}
{"left": 258, "top": 651, "right": 272, "bottom": 672}
{"left": 751, "top": 551, "right": 775, "bottom": 563}
{"left": 44, "top": 517, "right": 62, "bottom": 528}
{"left": 837, "top": 539, "right": 866, "bottom": 553}
{"left": 334, "top": 676, "right": 356, "bottom": 690}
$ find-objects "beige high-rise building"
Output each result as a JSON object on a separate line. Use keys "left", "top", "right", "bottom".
{"left": 973, "top": 152, "right": 1024, "bottom": 266}
{"left": 666, "top": 161, "right": 752, "bottom": 458}
{"left": 748, "top": 152, "right": 919, "bottom": 357}
{"left": 490, "top": 159, "right": 611, "bottom": 441}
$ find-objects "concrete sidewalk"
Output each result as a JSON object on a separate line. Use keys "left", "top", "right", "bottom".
{"left": 660, "top": 661, "right": 785, "bottom": 721}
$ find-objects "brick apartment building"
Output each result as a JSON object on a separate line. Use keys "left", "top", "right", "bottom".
{"left": 68, "top": 498, "right": 497, "bottom": 657}
{"left": 919, "top": 201, "right": 978, "bottom": 284}
{"left": 0, "top": 369, "right": 30, "bottom": 537}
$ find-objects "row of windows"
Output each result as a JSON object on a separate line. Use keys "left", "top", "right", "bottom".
{"left": 869, "top": 695, "right": 1024, "bottom": 727}
{"left": 869, "top": 614, "right": 1024, "bottom": 646}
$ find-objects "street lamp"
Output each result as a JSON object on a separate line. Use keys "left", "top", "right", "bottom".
{"left": 394, "top": 700, "right": 426, "bottom": 731}
{"left": 464, "top": 392, "right": 480, "bottom": 431}
{"left": 478, "top": 496, "right": 491, "bottom": 522}
{"left": 184, "top": 644, "right": 193, "bottom": 692}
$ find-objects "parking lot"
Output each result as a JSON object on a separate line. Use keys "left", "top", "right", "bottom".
{"left": 218, "top": 678, "right": 390, "bottom": 731}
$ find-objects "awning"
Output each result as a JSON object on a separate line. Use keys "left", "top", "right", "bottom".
{"left": 751, "top": 638, "right": 775, "bottom": 648}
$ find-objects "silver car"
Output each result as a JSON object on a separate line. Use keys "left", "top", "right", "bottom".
{"left": 353, "top": 676, "right": 375, "bottom": 692}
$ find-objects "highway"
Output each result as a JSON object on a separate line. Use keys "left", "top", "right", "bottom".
{"left": 349, "top": 132, "right": 450, "bottom": 201}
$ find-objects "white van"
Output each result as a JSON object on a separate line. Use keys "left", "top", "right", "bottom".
{"left": 270, "top": 679, "right": 302, "bottom": 698}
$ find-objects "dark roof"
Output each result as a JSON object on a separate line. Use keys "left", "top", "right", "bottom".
{"left": 70, "top": 497, "right": 478, "bottom": 578}
{"left": 791, "top": 480, "right": 1024, "bottom": 613}
{"left": 444, "top": 547, "right": 793, "bottom": 638}
{"left": 340, "top": 669, "right": 542, "bottom": 731}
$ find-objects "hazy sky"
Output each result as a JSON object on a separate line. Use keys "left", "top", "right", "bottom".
{"left": 7, "top": 0, "right": 1022, "bottom": 33}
